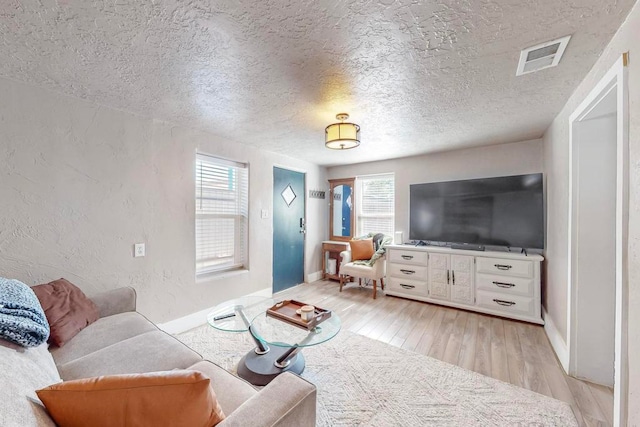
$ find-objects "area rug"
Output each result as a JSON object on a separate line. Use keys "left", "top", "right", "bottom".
{"left": 178, "top": 326, "right": 577, "bottom": 426}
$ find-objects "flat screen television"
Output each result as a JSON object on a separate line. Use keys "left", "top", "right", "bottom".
{"left": 409, "top": 173, "right": 544, "bottom": 249}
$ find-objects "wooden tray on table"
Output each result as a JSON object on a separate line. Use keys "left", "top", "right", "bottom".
{"left": 266, "top": 300, "right": 332, "bottom": 330}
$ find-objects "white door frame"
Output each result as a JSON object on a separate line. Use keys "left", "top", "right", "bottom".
{"left": 567, "top": 54, "right": 628, "bottom": 426}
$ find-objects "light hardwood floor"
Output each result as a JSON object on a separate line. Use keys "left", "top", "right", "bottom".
{"left": 277, "top": 280, "right": 613, "bottom": 427}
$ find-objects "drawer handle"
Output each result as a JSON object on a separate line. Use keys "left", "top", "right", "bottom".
{"left": 400, "top": 284, "right": 415, "bottom": 289}
{"left": 493, "top": 281, "right": 515, "bottom": 288}
{"left": 493, "top": 299, "right": 516, "bottom": 307}
{"left": 494, "top": 264, "right": 513, "bottom": 270}
{"left": 400, "top": 269, "right": 415, "bottom": 275}
{"left": 401, "top": 255, "right": 414, "bottom": 260}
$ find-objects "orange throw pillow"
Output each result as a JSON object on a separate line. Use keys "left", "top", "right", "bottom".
{"left": 349, "top": 238, "right": 375, "bottom": 261}
{"left": 36, "top": 370, "right": 225, "bottom": 427}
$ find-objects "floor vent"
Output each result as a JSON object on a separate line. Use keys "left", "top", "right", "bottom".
{"left": 516, "top": 35, "right": 571, "bottom": 76}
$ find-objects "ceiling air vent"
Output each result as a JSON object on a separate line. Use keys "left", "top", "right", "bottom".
{"left": 516, "top": 35, "right": 571, "bottom": 76}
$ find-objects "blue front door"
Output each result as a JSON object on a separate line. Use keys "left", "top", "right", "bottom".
{"left": 273, "top": 167, "right": 305, "bottom": 292}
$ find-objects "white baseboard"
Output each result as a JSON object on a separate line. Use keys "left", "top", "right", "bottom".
{"left": 542, "top": 306, "right": 569, "bottom": 373}
{"left": 246, "top": 287, "right": 273, "bottom": 298}
{"left": 157, "top": 287, "right": 272, "bottom": 335}
{"left": 306, "top": 270, "right": 323, "bottom": 283}
{"left": 157, "top": 307, "right": 214, "bottom": 335}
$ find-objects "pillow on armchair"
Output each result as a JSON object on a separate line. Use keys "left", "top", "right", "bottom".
{"left": 346, "top": 233, "right": 393, "bottom": 266}
{"left": 349, "top": 238, "right": 375, "bottom": 261}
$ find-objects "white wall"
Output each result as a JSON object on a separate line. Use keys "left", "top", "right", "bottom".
{"left": 572, "top": 110, "right": 617, "bottom": 387}
{"left": 542, "top": 1, "right": 640, "bottom": 421}
{"left": 0, "top": 77, "right": 327, "bottom": 324}
{"left": 327, "top": 138, "right": 543, "bottom": 245}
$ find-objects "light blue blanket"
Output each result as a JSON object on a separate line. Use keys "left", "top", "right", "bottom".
{"left": 0, "top": 278, "right": 50, "bottom": 347}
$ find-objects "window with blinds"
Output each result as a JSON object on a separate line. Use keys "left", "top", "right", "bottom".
{"left": 356, "top": 174, "right": 395, "bottom": 236}
{"left": 195, "top": 153, "right": 248, "bottom": 275}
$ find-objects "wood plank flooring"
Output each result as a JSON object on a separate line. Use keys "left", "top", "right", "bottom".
{"left": 276, "top": 280, "right": 613, "bottom": 427}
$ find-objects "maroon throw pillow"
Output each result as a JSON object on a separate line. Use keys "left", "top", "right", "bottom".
{"left": 32, "top": 278, "right": 99, "bottom": 347}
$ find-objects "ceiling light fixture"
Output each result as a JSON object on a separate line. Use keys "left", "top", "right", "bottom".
{"left": 325, "top": 113, "right": 360, "bottom": 150}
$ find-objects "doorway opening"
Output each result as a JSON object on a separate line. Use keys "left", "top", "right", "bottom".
{"left": 567, "top": 54, "right": 628, "bottom": 425}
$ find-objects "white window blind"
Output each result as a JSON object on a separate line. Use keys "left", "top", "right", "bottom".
{"left": 195, "top": 153, "right": 248, "bottom": 275}
{"left": 356, "top": 174, "right": 395, "bottom": 237}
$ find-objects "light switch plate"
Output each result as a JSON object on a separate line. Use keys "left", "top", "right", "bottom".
{"left": 261, "top": 209, "right": 269, "bottom": 219}
{"left": 134, "top": 243, "right": 146, "bottom": 257}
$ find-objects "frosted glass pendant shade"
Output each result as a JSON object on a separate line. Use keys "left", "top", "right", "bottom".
{"left": 325, "top": 113, "right": 360, "bottom": 150}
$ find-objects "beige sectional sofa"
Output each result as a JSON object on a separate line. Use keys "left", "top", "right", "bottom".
{"left": 0, "top": 287, "right": 316, "bottom": 426}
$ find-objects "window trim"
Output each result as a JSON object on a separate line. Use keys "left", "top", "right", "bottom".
{"left": 195, "top": 152, "right": 249, "bottom": 276}
{"left": 355, "top": 173, "right": 395, "bottom": 237}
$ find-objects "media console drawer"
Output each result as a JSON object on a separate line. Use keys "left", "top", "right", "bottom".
{"left": 388, "top": 263, "right": 428, "bottom": 280}
{"left": 476, "top": 257, "right": 533, "bottom": 278}
{"left": 476, "top": 290, "right": 535, "bottom": 316}
{"left": 387, "top": 277, "right": 429, "bottom": 297}
{"left": 388, "top": 249, "right": 428, "bottom": 265}
{"left": 476, "top": 273, "right": 534, "bottom": 297}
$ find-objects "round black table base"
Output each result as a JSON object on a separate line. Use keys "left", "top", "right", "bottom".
{"left": 237, "top": 347, "right": 305, "bottom": 386}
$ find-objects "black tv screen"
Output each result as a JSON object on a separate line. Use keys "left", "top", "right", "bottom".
{"left": 409, "top": 174, "right": 544, "bottom": 249}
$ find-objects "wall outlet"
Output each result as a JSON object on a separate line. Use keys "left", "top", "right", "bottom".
{"left": 134, "top": 243, "right": 146, "bottom": 257}
{"left": 261, "top": 209, "right": 269, "bottom": 219}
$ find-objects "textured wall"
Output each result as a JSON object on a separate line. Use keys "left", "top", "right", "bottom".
{"left": 327, "top": 138, "right": 543, "bottom": 244}
{"left": 542, "top": 1, "right": 639, "bottom": 422}
{"left": 0, "top": 77, "right": 328, "bottom": 324}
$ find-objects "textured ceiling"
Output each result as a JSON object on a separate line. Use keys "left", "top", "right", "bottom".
{"left": 0, "top": 0, "right": 635, "bottom": 166}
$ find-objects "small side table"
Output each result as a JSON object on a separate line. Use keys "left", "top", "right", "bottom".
{"left": 207, "top": 296, "right": 341, "bottom": 386}
{"left": 321, "top": 240, "right": 350, "bottom": 281}
{"left": 249, "top": 309, "right": 341, "bottom": 385}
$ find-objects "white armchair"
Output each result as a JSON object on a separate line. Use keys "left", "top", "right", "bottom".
{"left": 339, "top": 249, "right": 386, "bottom": 299}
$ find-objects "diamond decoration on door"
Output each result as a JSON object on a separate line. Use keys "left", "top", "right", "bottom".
{"left": 281, "top": 184, "right": 296, "bottom": 207}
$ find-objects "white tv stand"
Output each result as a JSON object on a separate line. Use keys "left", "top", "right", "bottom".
{"left": 384, "top": 244, "right": 544, "bottom": 325}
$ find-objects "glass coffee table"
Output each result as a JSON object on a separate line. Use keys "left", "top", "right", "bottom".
{"left": 208, "top": 296, "right": 341, "bottom": 386}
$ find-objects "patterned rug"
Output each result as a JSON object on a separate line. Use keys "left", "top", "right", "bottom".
{"left": 178, "top": 325, "right": 577, "bottom": 426}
